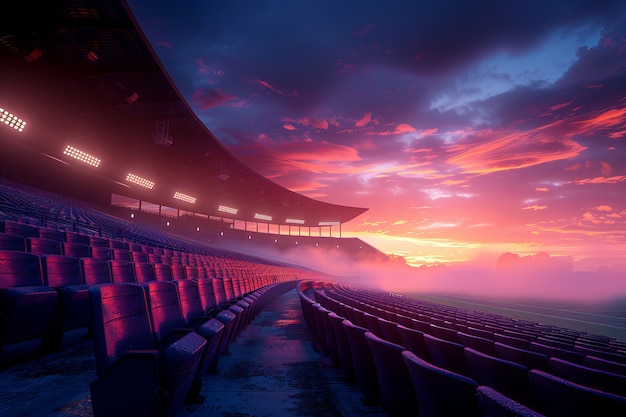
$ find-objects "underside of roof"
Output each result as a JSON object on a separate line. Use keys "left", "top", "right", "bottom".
{"left": 0, "top": 0, "right": 367, "bottom": 226}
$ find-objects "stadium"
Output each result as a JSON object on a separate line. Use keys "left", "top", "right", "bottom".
{"left": 1, "top": 1, "right": 626, "bottom": 416}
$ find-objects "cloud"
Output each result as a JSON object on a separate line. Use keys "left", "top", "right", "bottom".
{"left": 355, "top": 112, "right": 372, "bottom": 127}
{"left": 191, "top": 88, "right": 237, "bottom": 109}
{"left": 249, "top": 78, "right": 300, "bottom": 97}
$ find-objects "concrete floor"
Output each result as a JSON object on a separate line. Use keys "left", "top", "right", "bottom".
{"left": 0, "top": 288, "right": 386, "bottom": 417}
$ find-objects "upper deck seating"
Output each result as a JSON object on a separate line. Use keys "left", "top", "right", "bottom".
{"left": 0, "top": 251, "right": 57, "bottom": 354}
{"left": 89, "top": 283, "right": 207, "bottom": 417}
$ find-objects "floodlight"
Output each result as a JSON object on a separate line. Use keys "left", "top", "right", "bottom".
{"left": 173, "top": 192, "right": 196, "bottom": 204}
{"left": 254, "top": 213, "right": 272, "bottom": 221}
{"left": 286, "top": 218, "right": 305, "bottom": 225}
{"left": 63, "top": 145, "right": 101, "bottom": 167}
{"left": 0, "top": 108, "right": 26, "bottom": 132}
{"left": 318, "top": 221, "right": 340, "bottom": 226}
{"left": 218, "top": 205, "right": 238, "bottom": 215}
{"left": 126, "top": 173, "right": 155, "bottom": 189}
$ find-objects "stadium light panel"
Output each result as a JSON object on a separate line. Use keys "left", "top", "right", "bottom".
{"left": 318, "top": 221, "right": 340, "bottom": 226}
{"left": 286, "top": 218, "right": 305, "bottom": 225}
{"left": 254, "top": 213, "right": 272, "bottom": 221}
{"left": 218, "top": 205, "right": 238, "bottom": 215}
{"left": 63, "top": 145, "right": 101, "bottom": 167}
{"left": 126, "top": 173, "right": 155, "bottom": 189}
{"left": 0, "top": 108, "right": 26, "bottom": 132}
{"left": 173, "top": 192, "right": 196, "bottom": 204}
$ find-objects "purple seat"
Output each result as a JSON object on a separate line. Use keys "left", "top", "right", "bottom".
{"left": 530, "top": 341, "right": 585, "bottom": 365}
{"left": 64, "top": 232, "right": 90, "bottom": 246}
{"left": 134, "top": 262, "right": 156, "bottom": 284}
{"left": 130, "top": 251, "right": 148, "bottom": 263}
{"left": 89, "top": 283, "right": 207, "bottom": 417}
{"left": 197, "top": 278, "right": 219, "bottom": 311}
{"left": 61, "top": 242, "right": 91, "bottom": 258}
{"left": 586, "top": 355, "right": 626, "bottom": 376}
{"left": 109, "top": 260, "right": 136, "bottom": 284}
{"left": 0, "top": 233, "right": 26, "bottom": 251}
{"left": 430, "top": 324, "right": 460, "bottom": 343}
{"left": 477, "top": 386, "right": 545, "bottom": 417}
{"left": 402, "top": 350, "right": 480, "bottom": 417}
{"left": 494, "top": 341, "right": 550, "bottom": 372}
{"left": 154, "top": 263, "right": 174, "bottom": 281}
{"left": 143, "top": 280, "right": 224, "bottom": 395}
{"left": 37, "top": 227, "right": 65, "bottom": 243}
{"left": 26, "top": 237, "right": 61, "bottom": 255}
{"left": 40, "top": 254, "right": 90, "bottom": 351}
{"left": 0, "top": 251, "right": 57, "bottom": 353}
{"left": 465, "top": 347, "right": 533, "bottom": 406}
{"left": 424, "top": 333, "right": 471, "bottom": 377}
{"left": 90, "top": 246, "right": 112, "bottom": 260}
{"left": 212, "top": 278, "right": 228, "bottom": 305}
{"left": 530, "top": 369, "right": 626, "bottom": 417}
{"left": 342, "top": 319, "right": 379, "bottom": 405}
{"left": 377, "top": 317, "right": 403, "bottom": 346}
{"left": 365, "top": 332, "right": 418, "bottom": 416}
{"left": 549, "top": 357, "right": 626, "bottom": 397}
{"left": 88, "top": 236, "right": 108, "bottom": 247}
{"left": 328, "top": 312, "right": 355, "bottom": 381}
{"left": 79, "top": 258, "right": 111, "bottom": 285}
{"left": 111, "top": 248, "right": 131, "bottom": 261}
{"left": 171, "top": 264, "right": 186, "bottom": 281}
{"left": 4, "top": 221, "right": 37, "bottom": 238}
{"left": 458, "top": 331, "right": 496, "bottom": 356}
{"left": 494, "top": 332, "right": 531, "bottom": 350}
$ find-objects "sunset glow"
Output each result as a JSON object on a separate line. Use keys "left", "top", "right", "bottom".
{"left": 129, "top": 0, "right": 626, "bottom": 271}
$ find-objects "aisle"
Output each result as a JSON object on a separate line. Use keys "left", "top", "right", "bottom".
{"left": 178, "top": 288, "right": 385, "bottom": 417}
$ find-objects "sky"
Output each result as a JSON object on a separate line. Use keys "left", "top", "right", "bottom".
{"left": 127, "top": 0, "right": 626, "bottom": 272}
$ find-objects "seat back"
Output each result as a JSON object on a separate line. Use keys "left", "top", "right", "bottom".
{"left": 342, "top": 319, "right": 379, "bottom": 404}
{"left": 89, "top": 283, "right": 155, "bottom": 376}
{"left": 212, "top": 278, "right": 228, "bottom": 305}
{"left": 494, "top": 341, "right": 550, "bottom": 372}
{"left": 397, "top": 324, "right": 430, "bottom": 362}
{"left": 26, "top": 237, "right": 61, "bottom": 255}
{"left": 530, "top": 341, "right": 586, "bottom": 364}
{"left": 530, "top": 369, "right": 626, "bottom": 417}
{"left": 549, "top": 357, "right": 626, "bottom": 397}
{"left": 402, "top": 350, "right": 480, "bottom": 417}
{"left": 41, "top": 254, "right": 84, "bottom": 287}
{"left": 465, "top": 347, "right": 533, "bottom": 406}
{"left": 328, "top": 312, "right": 354, "bottom": 381}
{"left": 197, "top": 278, "right": 219, "bottom": 311}
{"left": 134, "top": 262, "right": 156, "bottom": 284}
{"left": 585, "top": 355, "right": 626, "bottom": 376}
{"left": 424, "top": 333, "right": 471, "bottom": 377}
{"left": 365, "top": 332, "right": 418, "bottom": 416}
{"left": 80, "top": 258, "right": 112, "bottom": 285}
{"left": 109, "top": 260, "right": 136, "bottom": 284}
{"left": 458, "top": 331, "right": 496, "bottom": 356}
{"left": 4, "top": 221, "right": 37, "bottom": 238}
{"left": 61, "top": 242, "right": 91, "bottom": 258}
{"left": 0, "top": 233, "right": 26, "bottom": 251}
{"left": 175, "top": 279, "right": 204, "bottom": 324}
{"left": 37, "top": 227, "right": 66, "bottom": 242}
{"left": 154, "top": 263, "right": 173, "bottom": 281}
{"left": 90, "top": 246, "right": 112, "bottom": 260}
{"left": 142, "top": 280, "right": 185, "bottom": 342}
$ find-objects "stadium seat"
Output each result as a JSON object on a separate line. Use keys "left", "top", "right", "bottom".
{"left": 61, "top": 242, "right": 91, "bottom": 258}
{"left": 548, "top": 357, "right": 626, "bottom": 397}
{"left": 430, "top": 324, "right": 460, "bottom": 343}
{"left": 90, "top": 246, "right": 112, "bottom": 260}
{"left": 0, "top": 250, "right": 57, "bottom": 354}
{"left": 327, "top": 312, "right": 355, "bottom": 381}
{"left": 80, "top": 258, "right": 112, "bottom": 285}
{"left": 89, "top": 283, "right": 207, "bottom": 417}
{"left": 396, "top": 324, "right": 431, "bottom": 362}
{"left": 585, "top": 355, "right": 626, "bottom": 376}
{"left": 142, "top": 280, "right": 224, "bottom": 397}
{"left": 134, "top": 262, "right": 156, "bottom": 284}
{"left": 477, "top": 386, "right": 545, "bottom": 417}
{"left": 3, "top": 221, "right": 38, "bottom": 238}
{"left": 402, "top": 350, "right": 480, "bottom": 417}
{"left": 530, "top": 341, "right": 586, "bottom": 364}
{"left": 457, "top": 331, "right": 497, "bottom": 356}
{"left": 40, "top": 254, "right": 90, "bottom": 351}
{"left": 154, "top": 263, "right": 174, "bottom": 281}
{"left": 26, "top": 237, "right": 61, "bottom": 255}
{"left": 0, "top": 233, "right": 26, "bottom": 251}
{"left": 342, "top": 319, "right": 379, "bottom": 405}
{"left": 494, "top": 341, "right": 550, "bottom": 372}
{"left": 109, "top": 260, "right": 136, "bottom": 284}
{"left": 37, "top": 227, "right": 66, "bottom": 243}
{"left": 130, "top": 251, "right": 148, "bottom": 263}
{"left": 424, "top": 333, "right": 471, "bottom": 377}
{"left": 365, "top": 332, "right": 418, "bottom": 416}
{"left": 64, "top": 232, "right": 90, "bottom": 246}
{"left": 376, "top": 317, "right": 403, "bottom": 346}
{"left": 494, "top": 332, "right": 531, "bottom": 350}
{"left": 530, "top": 369, "right": 626, "bottom": 417}
{"left": 197, "top": 278, "right": 219, "bottom": 311}
{"left": 464, "top": 347, "right": 533, "bottom": 406}
{"left": 111, "top": 248, "right": 131, "bottom": 261}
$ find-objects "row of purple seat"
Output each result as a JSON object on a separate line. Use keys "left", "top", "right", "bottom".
{"left": 89, "top": 279, "right": 298, "bottom": 416}
{"left": 299, "top": 281, "right": 626, "bottom": 417}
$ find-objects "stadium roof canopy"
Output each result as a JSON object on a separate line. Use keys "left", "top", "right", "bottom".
{"left": 0, "top": 0, "right": 367, "bottom": 227}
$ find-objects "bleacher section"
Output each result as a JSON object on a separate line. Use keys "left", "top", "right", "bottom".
{"left": 299, "top": 280, "right": 626, "bottom": 417}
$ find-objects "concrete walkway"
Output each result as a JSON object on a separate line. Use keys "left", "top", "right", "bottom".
{"left": 178, "top": 288, "right": 386, "bottom": 417}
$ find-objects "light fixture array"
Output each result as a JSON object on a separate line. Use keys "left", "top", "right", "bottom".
{"left": 126, "top": 173, "right": 155, "bottom": 189}
{"left": 173, "top": 192, "right": 196, "bottom": 204}
{"left": 218, "top": 205, "right": 238, "bottom": 215}
{"left": 63, "top": 145, "right": 101, "bottom": 167}
{"left": 0, "top": 108, "right": 26, "bottom": 132}
{"left": 254, "top": 213, "right": 272, "bottom": 221}
{"left": 286, "top": 218, "right": 305, "bottom": 225}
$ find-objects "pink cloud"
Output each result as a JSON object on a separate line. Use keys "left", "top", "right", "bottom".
{"left": 283, "top": 124, "right": 297, "bottom": 131}
{"left": 194, "top": 58, "right": 225, "bottom": 76}
{"left": 191, "top": 88, "right": 237, "bottom": 109}
{"left": 595, "top": 205, "right": 613, "bottom": 212}
{"left": 600, "top": 161, "right": 612, "bottom": 175}
{"left": 574, "top": 175, "right": 626, "bottom": 185}
{"left": 523, "top": 205, "right": 548, "bottom": 211}
{"left": 355, "top": 112, "right": 372, "bottom": 127}
{"left": 535, "top": 187, "right": 550, "bottom": 192}
{"left": 249, "top": 78, "right": 299, "bottom": 97}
